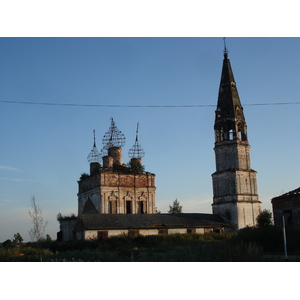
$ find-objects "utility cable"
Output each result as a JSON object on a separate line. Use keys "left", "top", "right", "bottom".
{"left": 1, "top": 100, "right": 300, "bottom": 108}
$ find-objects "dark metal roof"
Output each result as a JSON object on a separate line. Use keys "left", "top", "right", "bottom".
{"left": 78, "top": 213, "right": 232, "bottom": 230}
{"left": 272, "top": 187, "right": 300, "bottom": 202}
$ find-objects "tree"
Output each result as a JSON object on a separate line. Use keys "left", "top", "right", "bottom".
{"left": 168, "top": 199, "right": 183, "bottom": 213}
{"left": 256, "top": 209, "right": 273, "bottom": 227}
{"left": 128, "top": 159, "right": 145, "bottom": 175}
{"left": 79, "top": 172, "right": 90, "bottom": 181}
{"left": 45, "top": 234, "right": 52, "bottom": 242}
{"left": 28, "top": 196, "right": 48, "bottom": 260}
{"left": 13, "top": 233, "right": 23, "bottom": 245}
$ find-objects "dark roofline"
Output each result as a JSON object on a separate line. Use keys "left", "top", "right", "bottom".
{"left": 77, "top": 213, "right": 233, "bottom": 231}
{"left": 271, "top": 187, "right": 300, "bottom": 202}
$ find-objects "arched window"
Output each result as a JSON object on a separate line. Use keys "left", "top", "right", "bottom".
{"left": 237, "top": 130, "right": 242, "bottom": 140}
{"left": 215, "top": 129, "right": 223, "bottom": 142}
{"left": 229, "top": 129, "right": 234, "bottom": 140}
{"left": 237, "top": 122, "right": 247, "bottom": 141}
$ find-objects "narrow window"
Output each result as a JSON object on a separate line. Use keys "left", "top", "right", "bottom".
{"left": 138, "top": 201, "right": 146, "bottom": 214}
{"left": 238, "top": 130, "right": 242, "bottom": 140}
{"left": 126, "top": 201, "right": 132, "bottom": 214}
{"left": 229, "top": 129, "right": 234, "bottom": 140}
{"left": 109, "top": 201, "right": 117, "bottom": 214}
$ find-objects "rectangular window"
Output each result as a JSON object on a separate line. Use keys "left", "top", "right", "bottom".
{"left": 98, "top": 231, "right": 108, "bottom": 240}
{"left": 126, "top": 201, "right": 132, "bottom": 214}
{"left": 158, "top": 229, "right": 168, "bottom": 235}
{"left": 128, "top": 230, "right": 139, "bottom": 237}
{"left": 109, "top": 201, "right": 117, "bottom": 214}
{"left": 138, "top": 201, "right": 147, "bottom": 214}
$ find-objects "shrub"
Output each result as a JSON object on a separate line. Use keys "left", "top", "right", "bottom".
{"left": 230, "top": 226, "right": 283, "bottom": 253}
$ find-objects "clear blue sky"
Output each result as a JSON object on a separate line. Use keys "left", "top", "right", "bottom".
{"left": 1, "top": 37, "right": 300, "bottom": 242}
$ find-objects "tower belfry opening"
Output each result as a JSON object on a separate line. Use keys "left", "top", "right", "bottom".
{"left": 212, "top": 45, "right": 262, "bottom": 229}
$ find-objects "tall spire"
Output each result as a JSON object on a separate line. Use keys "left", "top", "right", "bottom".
{"left": 87, "top": 129, "right": 101, "bottom": 164}
{"left": 214, "top": 43, "right": 247, "bottom": 143}
{"left": 128, "top": 122, "right": 145, "bottom": 159}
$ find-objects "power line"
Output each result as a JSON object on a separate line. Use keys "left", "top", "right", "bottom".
{"left": 1, "top": 100, "right": 300, "bottom": 108}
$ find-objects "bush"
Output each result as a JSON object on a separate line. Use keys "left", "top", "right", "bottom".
{"left": 230, "top": 226, "right": 283, "bottom": 253}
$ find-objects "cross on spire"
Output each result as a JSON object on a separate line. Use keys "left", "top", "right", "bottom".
{"left": 223, "top": 37, "right": 228, "bottom": 54}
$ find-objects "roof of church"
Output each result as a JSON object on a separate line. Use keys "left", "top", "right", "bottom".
{"left": 272, "top": 187, "right": 300, "bottom": 201}
{"left": 77, "top": 213, "right": 232, "bottom": 230}
{"left": 215, "top": 51, "right": 246, "bottom": 124}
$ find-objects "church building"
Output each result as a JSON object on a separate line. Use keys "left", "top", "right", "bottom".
{"left": 212, "top": 45, "right": 262, "bottom": 229}
{"left": 57, "top": 42, "right": 261, "bottom": 241}
{"left": 78, "top": 118, "right": 156, "bottom": 216}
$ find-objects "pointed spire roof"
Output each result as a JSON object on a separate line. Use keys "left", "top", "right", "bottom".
{"left": 214, "top": 42, "right": 248, "bottom": 143}
{"left": 215, "top": 45, "right": 246, "bottom": 124}
{"left": 128, "top": 122, "right": 145, "bottom": 159}
{"left": 87, "top": 129, "right": 101, "bottom": 164}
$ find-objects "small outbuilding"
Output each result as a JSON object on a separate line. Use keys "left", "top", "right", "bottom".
{"left": 73, "top": 213, "right": 233, "bottom": 240}
{"left": 271, "top": 187, "right": 300, "bottom": 231}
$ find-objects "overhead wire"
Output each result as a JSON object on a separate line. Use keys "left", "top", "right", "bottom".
{"left": 0, "top": 100, "right": 300, "bottom": 108}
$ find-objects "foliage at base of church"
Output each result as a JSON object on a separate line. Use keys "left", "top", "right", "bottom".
{"left": 1, "top": 227, "right": 300, "bottom": 262}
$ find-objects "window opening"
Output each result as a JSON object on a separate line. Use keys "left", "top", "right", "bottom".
{"left": 126, "top": 201, "right": 132, "bottom": 214}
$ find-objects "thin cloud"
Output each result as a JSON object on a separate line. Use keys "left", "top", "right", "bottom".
{"left": 0, "top": 165, "right": 21, "bottom": 172}
{"left": 0, "top": 177, "right": 36, "bottom": 182}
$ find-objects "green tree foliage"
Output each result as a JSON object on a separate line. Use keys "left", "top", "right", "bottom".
{"left": 13, "top": 233, "right": 23, "bottom": 245}
{"left": 256, "top": 209, "right": 273, "bottom": 227}
{"left": 57, "top": 212, "right": 77, "bottom": 222}
{"left": 79, "top": 172, "right": 90, "bottom": 180}
{"left": 168, "top": 199, "right": 183, "bottom": 213}
{"left": 128, "top": 159, "right": 145, "bottom": 175}
{"left": 46, "top": 234, "right": 52, "bottom": 242}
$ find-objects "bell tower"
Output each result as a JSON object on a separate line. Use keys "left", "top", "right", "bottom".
{"left": 212, "top": 42, "right": 262, "bottom": 229}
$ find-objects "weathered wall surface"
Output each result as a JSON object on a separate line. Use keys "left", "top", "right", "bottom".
{"left": 100, "top": 173, "right": 155, "bottom": 188}
{"left": 214, "top": 142, "right": 251, "bottom": 172}
{"left": 81, "top": 227, "right": 222, "bottom": 240}
{"left": 213, "top": 201, "right": 261, "bottom": 229}
{"left": 78, "top": 174, "right": 100, "bottom": 193}
{"left": 212, "top": 170, "right": 258, "bottom": 200}
{"left": 59, "top": 219, "right": 77, "bottom": 242}
{"left": 78, "top": 172, "right": 156, "bottom": 215}
{"left": 272, "top": 196, "right": 300, "bottom": 231}
{"left": 78, "top": 186, "right": 101, "bottom": 215}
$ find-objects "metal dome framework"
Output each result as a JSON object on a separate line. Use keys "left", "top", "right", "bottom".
{"left": 102, "top": 117, "right": 126, "bottom": 151}
{"left": 87, "top": 129, "right": 101, "bottom": 164}
{"left": 128, "top": 122, "right": 145, "bottom": 159}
